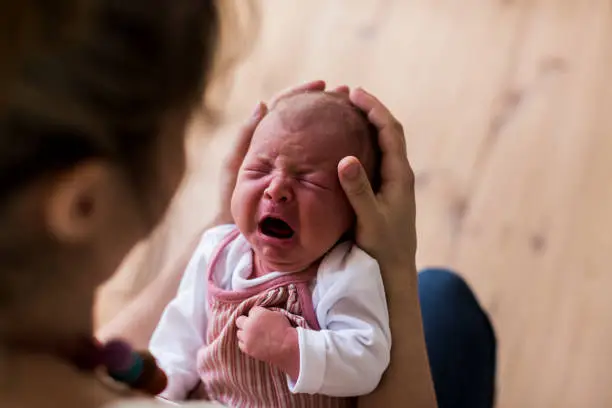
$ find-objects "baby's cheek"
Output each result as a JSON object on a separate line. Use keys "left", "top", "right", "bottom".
{"left": 336, "top": 197, "right": 356, "bottom": 231}
{"left": 232, "top": 182, "right": 261, "bottom": 229}
{"left": 333, "top": 189, "right": 356, "bottom": 221}
{"left": 307, "top": 194, "right": 353, "bottom": 237}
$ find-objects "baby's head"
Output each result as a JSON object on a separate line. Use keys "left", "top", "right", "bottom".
{"left": 231, "top": 91, "right": 380, "bottom": 273}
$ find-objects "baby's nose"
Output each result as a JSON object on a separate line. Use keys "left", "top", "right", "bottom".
{"left": 264, "top": 177, "right": 294, "bottom": 203}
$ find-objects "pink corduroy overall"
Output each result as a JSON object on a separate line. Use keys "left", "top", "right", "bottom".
{"left": 195, "top": 229, "right": 352, "bottom": 408}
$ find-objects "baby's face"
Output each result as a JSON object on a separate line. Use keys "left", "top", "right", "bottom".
{"left": 231, "top": 93, "right": 370, "bottom": 273}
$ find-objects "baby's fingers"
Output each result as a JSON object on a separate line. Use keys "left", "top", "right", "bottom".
{"left": 235, "top": 315, "right": 247, "bottom": 329}
{"left": 237, "top": 337, "right": 246, "bottom": 353}
{"left": 248, "top": 306, "right": 268, "bottom": 317}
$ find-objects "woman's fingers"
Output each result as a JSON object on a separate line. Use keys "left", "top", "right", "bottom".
{"left": 222, "top": 102, "right": 267, "bottom": 179}
{"left": 350, "top": 87, "right": 407, "bottom": 156}
{"left": 269, "top": 80, "right": 326, "bottom": 108}
{"left": 268, "top": 80, "right": 349, "bottom": 108}
{"left": 331, "top": 85, "right": 350, "bottom": 95}
{"left": 227, "top": 102, "right": 267, "bottom": 171}
{"left": 215, "top": 102, "right": 267, "bottom": 224}
{"left": 338, "top": 156, "right": 378, "bottom": 225}
{"left": 349, "top": 87, "right": 411, "bottom": 185}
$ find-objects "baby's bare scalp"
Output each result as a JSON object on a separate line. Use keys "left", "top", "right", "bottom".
{"left": 267, "top": 91, "right": 380, "bottom": 189}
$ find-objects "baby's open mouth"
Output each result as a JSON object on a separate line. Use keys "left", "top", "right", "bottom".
{"left": 259, "top": 216, "right": 294, "bottom": 239}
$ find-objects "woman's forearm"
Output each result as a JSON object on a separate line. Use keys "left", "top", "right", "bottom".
{"left": 358, "top": 262, "right": 437, "bottom": 408}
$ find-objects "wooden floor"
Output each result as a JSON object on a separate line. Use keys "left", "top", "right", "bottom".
{"left": 97, "top": 1, "right": 612, "bottom": 407}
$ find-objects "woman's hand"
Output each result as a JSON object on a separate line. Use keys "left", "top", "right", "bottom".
{"left": 338, "top": 87, "right": 417, "bottom": 271}
{"left": 212, "top": 100, "right": 268, "bottom": 225}
{"left": 212, "top": 79, "right": 349, "bottom": 226}
{"left": 342, "top": 89, "right": 436, "bottom": 408}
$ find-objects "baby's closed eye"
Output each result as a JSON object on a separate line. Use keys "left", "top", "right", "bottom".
{"left": 296, "top": 173, "right": 334, "bottom": 190}
{"left": 243, "top": 166, "right": 271, "bottom": 177}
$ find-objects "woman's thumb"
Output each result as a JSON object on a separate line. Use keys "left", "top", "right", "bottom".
{"left": 338, "top": 156, "right": 377, "bottom": 218}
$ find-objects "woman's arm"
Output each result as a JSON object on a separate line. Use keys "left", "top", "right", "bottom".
{"left": 361, "top": 261, "right": 435, "bottom": 407}
{"left": 339, "top": 88, "right": 437, "bottom": 407}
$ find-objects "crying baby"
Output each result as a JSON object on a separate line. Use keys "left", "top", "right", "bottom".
{"left": 150, "top": 91, "right": 390, "bottom": 408}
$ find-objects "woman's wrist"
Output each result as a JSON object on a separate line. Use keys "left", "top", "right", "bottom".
{"left": 379, "top": 260, "right": 420, "bottom": 308}
{"left": 378, "top": 249, "right": 417, "bottom": 283}
{"left": 360, "top": 259, "right": 436, "bottom": 408}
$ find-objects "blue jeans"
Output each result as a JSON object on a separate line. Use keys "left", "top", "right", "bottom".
{"left": 419, "top": 268, "right": 497, "bottom": 408}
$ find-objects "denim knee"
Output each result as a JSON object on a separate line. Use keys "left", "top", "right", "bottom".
{"left": 418, "top": 267, "right": 497, "bottom": 408}
{"left": 419, "top": 268, "right": 478, "bottom": 306}
{"left": 418, "top": 267, "right": 496, "bottom": 342}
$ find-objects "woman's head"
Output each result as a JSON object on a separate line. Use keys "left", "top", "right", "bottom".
{"left": 0, "top": 0, "right": 224, "bottom": 337}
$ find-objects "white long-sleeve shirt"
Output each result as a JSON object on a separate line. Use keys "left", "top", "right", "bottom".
{"left": 150, "top": 225, "right": 391, "bottom": 401}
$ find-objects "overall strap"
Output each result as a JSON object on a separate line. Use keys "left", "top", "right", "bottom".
{"left": 206, "top": 228, "right": 241, "bottom": 284}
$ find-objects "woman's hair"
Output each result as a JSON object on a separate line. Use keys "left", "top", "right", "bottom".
{"left": 0, "top": 0, "right": 225, "bottom": 200}
{"left": 0, "top": 0, "right": 256, "bottom": 307}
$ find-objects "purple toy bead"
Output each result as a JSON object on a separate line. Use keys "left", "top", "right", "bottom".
{"left": 101, "top": 339, "right": 134, "bottom": 372}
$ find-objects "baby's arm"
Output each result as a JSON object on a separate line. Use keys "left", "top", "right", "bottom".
{"left": 291, "top": 246, "right": 391, "bottom": 397}
{"left": 149, "top": 248, "right": 208, "bottom": 400}
{"left": 235, "top": 306, "right": 301, "bottom": 379}
{"left": 149, "top": 225, "right": 234, "bottom": 400}
{"left": 236, "top": 245, "right": 390, "bottom": 397}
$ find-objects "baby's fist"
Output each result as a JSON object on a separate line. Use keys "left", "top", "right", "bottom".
{"left": 235, "top": 306, "right": 299, "bottom": 377}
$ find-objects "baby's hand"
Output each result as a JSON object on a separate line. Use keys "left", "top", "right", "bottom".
{"left": 235, "top": 306, "right": 300, "bottom": 380}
